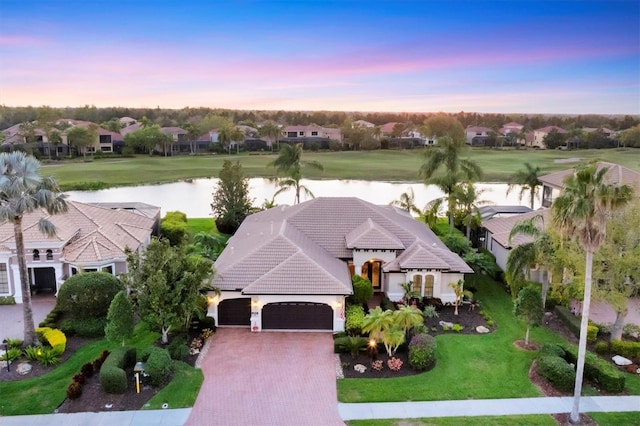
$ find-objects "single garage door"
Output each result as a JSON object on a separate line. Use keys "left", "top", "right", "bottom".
{"left": 218, "top": 298, "right": 251, "bottom": 326}
{"left": 262, "top": 302, "right": 333, "bottom": 330}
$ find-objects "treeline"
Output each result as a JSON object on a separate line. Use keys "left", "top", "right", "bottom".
{"left": 1, "top": 105, "right": 638, "bottom": 132}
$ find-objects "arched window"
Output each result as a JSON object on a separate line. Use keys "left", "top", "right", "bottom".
{"left": 46, "top": 249, "right": 53, "bottom": 260}
{"left": 424, "top": 275, "right": 435, "bottom": 298}
{"left": 412, "top": 274, "right": 422, "bottom": 296}
{"left": 32, "top": 249, "right": 40, "bottom": 261}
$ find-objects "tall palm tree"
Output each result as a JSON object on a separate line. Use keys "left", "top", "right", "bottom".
{"left": 0, "top": 152, "right": 67, "bottom": 345}
{"left": 507, "top": 163, "right": 542, "bottom": 210}
{"left": 454, "top": 183, "right": 490, "bottom": 239}
{"left": 552, "top": 163, "right": 633, "bottom": 423}
{"left": 268, "top": 143, "right": 323, "bottom": 204}
{"left": 259, "top": 122, "right": 282, "bottom": 151}
{"left": 390, "top": 187, "right": 420, "bottom": 216}
{"left": 419, "top": 136, "right": 483, "bottom": 233}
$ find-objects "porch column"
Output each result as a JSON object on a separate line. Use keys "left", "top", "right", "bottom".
{"left": 10, "top": 264, "right": 22, "bottom": 304}
{"left": 53, "top": 264, "right": 64, "bottom": 296}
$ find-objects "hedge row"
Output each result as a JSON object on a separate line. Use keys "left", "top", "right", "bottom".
{"left": 559, "top": 343, "right": 625, "bottom": 393}
{"left": 610, "top": 340, "right": 640, "bottom": 361}
{"left": 554, "top": 306, "right": 581, "bottom": 337}
{"left": 537, "top": 355, "right": 576, "bottom": 392}
{"left": 99, "top": 346, "right": 136, "bottom": 394}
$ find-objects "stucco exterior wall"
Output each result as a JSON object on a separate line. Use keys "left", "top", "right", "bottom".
{"left": 353, "top": 249, "right": 396, "bottom": 273}
{"left": 385, "top": 271, "right": 463, "bottom": 304}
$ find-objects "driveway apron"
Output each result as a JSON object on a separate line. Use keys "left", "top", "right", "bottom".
{"left": 186, "top": 328, "right": 344, "bottom": 426}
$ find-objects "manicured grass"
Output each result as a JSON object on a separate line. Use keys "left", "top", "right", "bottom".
{"left": 346, "top": 415, "right": 557, "bottom": 425}
{"left": 338, "top": 275, "right": 566, "bottom": 403}
{"left": 0, "top": 322, "right": 160, "bottom": 416}
{"left": 186, "top": 218, "right": 218, "bottom": 236}
{"left": 144, "top": 360, "right": 204, "bottom": 410}
{"left": 589, "top": 411, "right": 640, "bottom": 426}
{"left": 41, "top": 148, "right": 640, "bottom": 189}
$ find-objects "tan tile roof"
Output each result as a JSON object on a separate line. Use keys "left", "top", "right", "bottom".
{"left": 483, "top": 210, "right": 549, "bottom": 248}
{"left": 539, "top": 161, "right": 640, "bottom": 192}
{"left": 215, "top": 197, "right": 471, "bottom": 295}
{"left": 0, "top": 200, "right": 155, "bottom": 263}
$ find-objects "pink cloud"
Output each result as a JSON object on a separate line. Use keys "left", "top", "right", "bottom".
{"left": 0, "top": 34, "right": 53, "bottom": 47}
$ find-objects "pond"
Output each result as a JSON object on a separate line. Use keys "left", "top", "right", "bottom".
{"left": 67, "top": 178, "right": 539, "bottom": 218}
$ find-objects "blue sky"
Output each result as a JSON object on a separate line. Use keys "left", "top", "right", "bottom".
{"left": 0, "top": 0, "right": 638, "bottom": 114}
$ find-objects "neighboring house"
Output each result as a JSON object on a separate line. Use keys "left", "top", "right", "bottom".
{"left": 499, "top": 122, "right": 524, "bottom": 135}
{"left": 282, "top": 125, "right": 342, "bottom": 149}
{"left": 353, "top": 120, "right": 375, "bottom": 128}
{"left": 482, "top": 209, "right": 549, "bottom": 283}
{"left": 539, "top": 161, "right": 640, "bottom": 207}
{"left": 465, "top": 126, "right": 492, "bottom": 146}
{"left": 530, "top": 126, "right": 567, "bottom": 149}
{"left": 208, "top": 197, "right": 472, "bottom": 332}
{"left": 380, "top": 122, "right": 399, "bottom": 136}
{"left": 582, "top": 127, "right": 616, "bottom": 138}
{"left": 478, "top": 205, "right": 533, "bottom": 222}
{"left": 0, "top": 201, "right": 158, "bottom": 303}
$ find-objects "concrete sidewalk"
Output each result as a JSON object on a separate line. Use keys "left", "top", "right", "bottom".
{"left": 0, "top": 408, "right": 191, "bottom": 426}
{"left": 338, "top": 396, "right": 640, "bottom": 421}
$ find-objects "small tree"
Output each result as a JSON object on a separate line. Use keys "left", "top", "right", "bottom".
{"left": 393, "top": 305, "right": 424, "bottom": 335}
{"left": 105, "top": 290, "right": 134, "bottom": 346}
{"left": 351, "top": 275, "right": 373, "bottom": 305}
{"left": 211, "top": 160, "right": 253, "bottom": 234}
{"left": 449, "top": 279, "right": 472, "bottom": 316}
{"left": 513, "top": 287, "right": 543, "bottom": 346}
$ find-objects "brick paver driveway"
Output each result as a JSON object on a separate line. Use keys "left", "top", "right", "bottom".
{"left": 186, "top": 328, "right": 345, "bottom": 426}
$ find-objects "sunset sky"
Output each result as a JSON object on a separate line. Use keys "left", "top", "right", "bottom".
{"left": 1, "top": 0, "right": 638, "bottom": 114}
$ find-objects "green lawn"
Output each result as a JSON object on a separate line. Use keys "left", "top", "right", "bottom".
{"left": 186, "top": 218, "right": 218, "bottom": 235}
{"left": 338, "top": 274, "right": 640, "bottom": 403}
{"left": 41, "top": 148, "right": 640, "bottom": 189}
{"left": 144, "top": 360, "right": 204, "bottom": 410}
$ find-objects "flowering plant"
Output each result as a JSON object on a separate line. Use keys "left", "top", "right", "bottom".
{"left": 387, "top": 357, "right": 403, "bottom": 371}
{"left": 371, "top": 360, "right": 384, "bottom": 371}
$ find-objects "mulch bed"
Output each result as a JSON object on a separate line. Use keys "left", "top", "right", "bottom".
{"left": 423, "top": 304, "right": 493, "bottom": 335}
{"left": 1, "top": 332, "right": 203, "bottom": 413}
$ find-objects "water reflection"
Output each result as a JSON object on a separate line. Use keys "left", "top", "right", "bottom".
{"left": 67, "top": 178, "right": 539, "bottom": 217}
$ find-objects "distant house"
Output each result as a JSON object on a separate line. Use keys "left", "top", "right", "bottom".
{"left": 530, "top": 126, "right": 567, "bottom": 149}
{"left": 0, "top": 201, "right": 158, "bottom": 303}
{"left": 465, "top": 126, "right": 492, "bottom": 146}
{"left": 499, "top": 122, "right": 524, "bottom": 135}
{"left": 282, "top": 125, "right": 341, "bottom": 149}
{"left": 209, "top": 197, "right": 472, "bottom": 332}
{"left": 353, "top": 120, "right": 375, "bottom": 128}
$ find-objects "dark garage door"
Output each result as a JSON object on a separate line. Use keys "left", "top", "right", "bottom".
{"left": 218, "top": 298, "right": 251, "bottom": 326}
{"left": 262, "top": 302, "right": 333, "bottom": 330}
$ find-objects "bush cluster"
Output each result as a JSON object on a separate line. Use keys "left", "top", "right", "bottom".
{"left": 351, "top": 276, "right": 373, "bottom": 304}
{"left": 0, "top": 295, "right": 16, "bottom": 305}
{"left": 587, "top": 325, "right": 599, "bottom": 343}
{"left": 68, "top": 318, "right": 108, "bottom": 338}
{"left": 559, "top": 343, "right": 625, "bottom": 393}
{"left": 334, "top": 336, "right": 368, "bottom": 358}
{"left": 408, "top": 333, "right": 437, "bottom": 371}
{"left": 39, "top": 306, "right": 62, "bottom": 328}
{"left": 160, "top": 211, "right": 188, "bottom": 246}
{"left": 554, "top": 306, "right": 581, "bottom": 337}
{"left": 536, "top": 356, "right": 576, "bottom": 392}
{"left": 610, "top": 340, "right": 640, "bottom": 361}
{"left": 345, "top": 305, "right": 365, "bottom": 336}
{"left": 168, "top": 334, "right": 190, "bottom": 361}
{"left": 146, "top": 348, "right": 173, "bottom": 386}
{"left": 99, "top": 347, "right": 136, "bottom": 394}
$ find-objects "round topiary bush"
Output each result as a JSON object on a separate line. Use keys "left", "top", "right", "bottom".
{"left": 56, "top": 272, "right": 122, "bottom": 320}
{"left": 146, "top": 348, "right": 173, "bottom": 386}
{"left": 100, "top": 366, "right": 128, "bottom": 394}
{"left": 408, "top": 333, "right": 437, "bottom": 371}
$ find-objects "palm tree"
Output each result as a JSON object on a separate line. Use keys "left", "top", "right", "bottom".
{"left": 230, "top": 127, "right": 244, "bottom": 154}
{"left": 390, "top": 187, "right": 420, "bottom": 216}
{"left": 0, "top": 152, "right": 67, "bottom": 345}
{"left": 454, "top": 183, "right": 490, "bottom": 239}
{"left": 268, "top": 143, "right": 323, "bottom": 204}
{"left": 361, "top": 307, "right": 394, "bottom": 341}
{"left": 393, "top": 305, "right": 424, "bottom": 335}
{"left": 449, "top": 279, "right": 472, "bottom": 316}
{"left": 551, "top": 163, "right": 633, "bottom": 423}
{"left": 507, "top": 163, "right": 542, "bottom": 209}
{"left": 259, "top": 122, "right": 282, "bottom": 150}
{"left": 419, "top": 136, "right": 483, "bottom": 233}
{"left": 418, "top": 198, "right": 444, "bottom": 229}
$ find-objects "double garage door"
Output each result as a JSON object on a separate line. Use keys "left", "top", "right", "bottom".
{"left": 217, "top": 299, "right": 333, "bottom": 330}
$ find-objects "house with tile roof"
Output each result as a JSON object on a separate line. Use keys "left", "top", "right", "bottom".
{"left": 465, "top": 126, "right": 493, "bottom": 146}
{"left": 208, "top": 197, "right": 472, "bottom": 332}
{"left": 530, "top": 125, "right": 567, "bottom": 149}
{"left": 0, "top": 201, "right": 158, "bottom": 303}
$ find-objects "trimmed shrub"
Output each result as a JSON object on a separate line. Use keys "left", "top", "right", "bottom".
{"left": 536, "top": 356, "right": 576, "bottom": 392}
{"left": 168, "top": 334, "right": 189, "bottom": 361}
{"left": 100, "top": 366, "right": 128, "bottom": 394}
{"left": 161, "top": 211, "right": 188, "bottom": 246}
{"left": 199, "top": 316, "right": 216, "bottom": 332}
{"left": 66, "top": 382, "right": 83, "bottom": 400}
{"left": 345, "top": 305, "right": 365, "bottom": 336}
{"left": 587, "top": 325, "right": 599, "bottom": 343}
{"left": 81, "top": 362, "right": 94, "bottom": 378}
{"left": 35, "top": 327, "right": 66, "bottom": 355}
{"left": 554, "top": 305, "right": 581, "bottom": 337}
{"left": 72, "top": 373, "right": 85, "bottom": 385}
{"left": 538, "top": 343, "right": 566, "bottom": 359}
{"left": 104, "top": 290, "right": 134, "bottom": 344}
{"left": 56, "top": 272, "right": 122, "bottom": 320}
{"left": 70, "top": 318, "right": 107, "bottom": 338}
{"left": 39, "top": 306, "right": 62, "bottom": 328}
{"left": 146, "top": 348, "right": 173, "bottom": 386}
{"left": 0, "top": 295, "right": 16, "bottom": 305}
{"left": 408, "top": 333, "right": 437, "bottom": 371}
{"left": 351, "top": 276, "right": 373, "bottom": 304}
{"left": 610, "top": 340, "right": 640, "bottom": 361}
{"left": 594, "top": 341, "right": 609, "bottom": 355}
{"left": 560, "top": 343, "right": 625, "bottom": 393}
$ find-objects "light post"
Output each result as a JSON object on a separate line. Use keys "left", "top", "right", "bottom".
{"left": 2, "top": 339, "right": 10, "bottom": 372}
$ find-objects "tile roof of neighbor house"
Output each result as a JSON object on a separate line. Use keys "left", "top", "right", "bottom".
{"left": 380, "top": 122, "right": 398, "bottom": 133}
{"left": 535, "top": 125, "right": 567, "bottom": 134}
{"left": 478, "top": 205, "right": 533, "bottom": 221}
{"left": 214, "top": 197, "right": 472, "bottom": 295}
{"left": 483, "top": 209, "right": 550, "bottom": 248}
{"left": 539, "top": 161, "right": 640, "bottom": 192}
{"left": 0, "top": 200, "right": 155, "bottom": 263}
{"left": 466, "top": 126, "right": 492, "bottom": 133}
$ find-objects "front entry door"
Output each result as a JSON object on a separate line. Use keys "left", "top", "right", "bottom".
{"left": 362, "top": 261, "right": 382, "bottom": 290}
